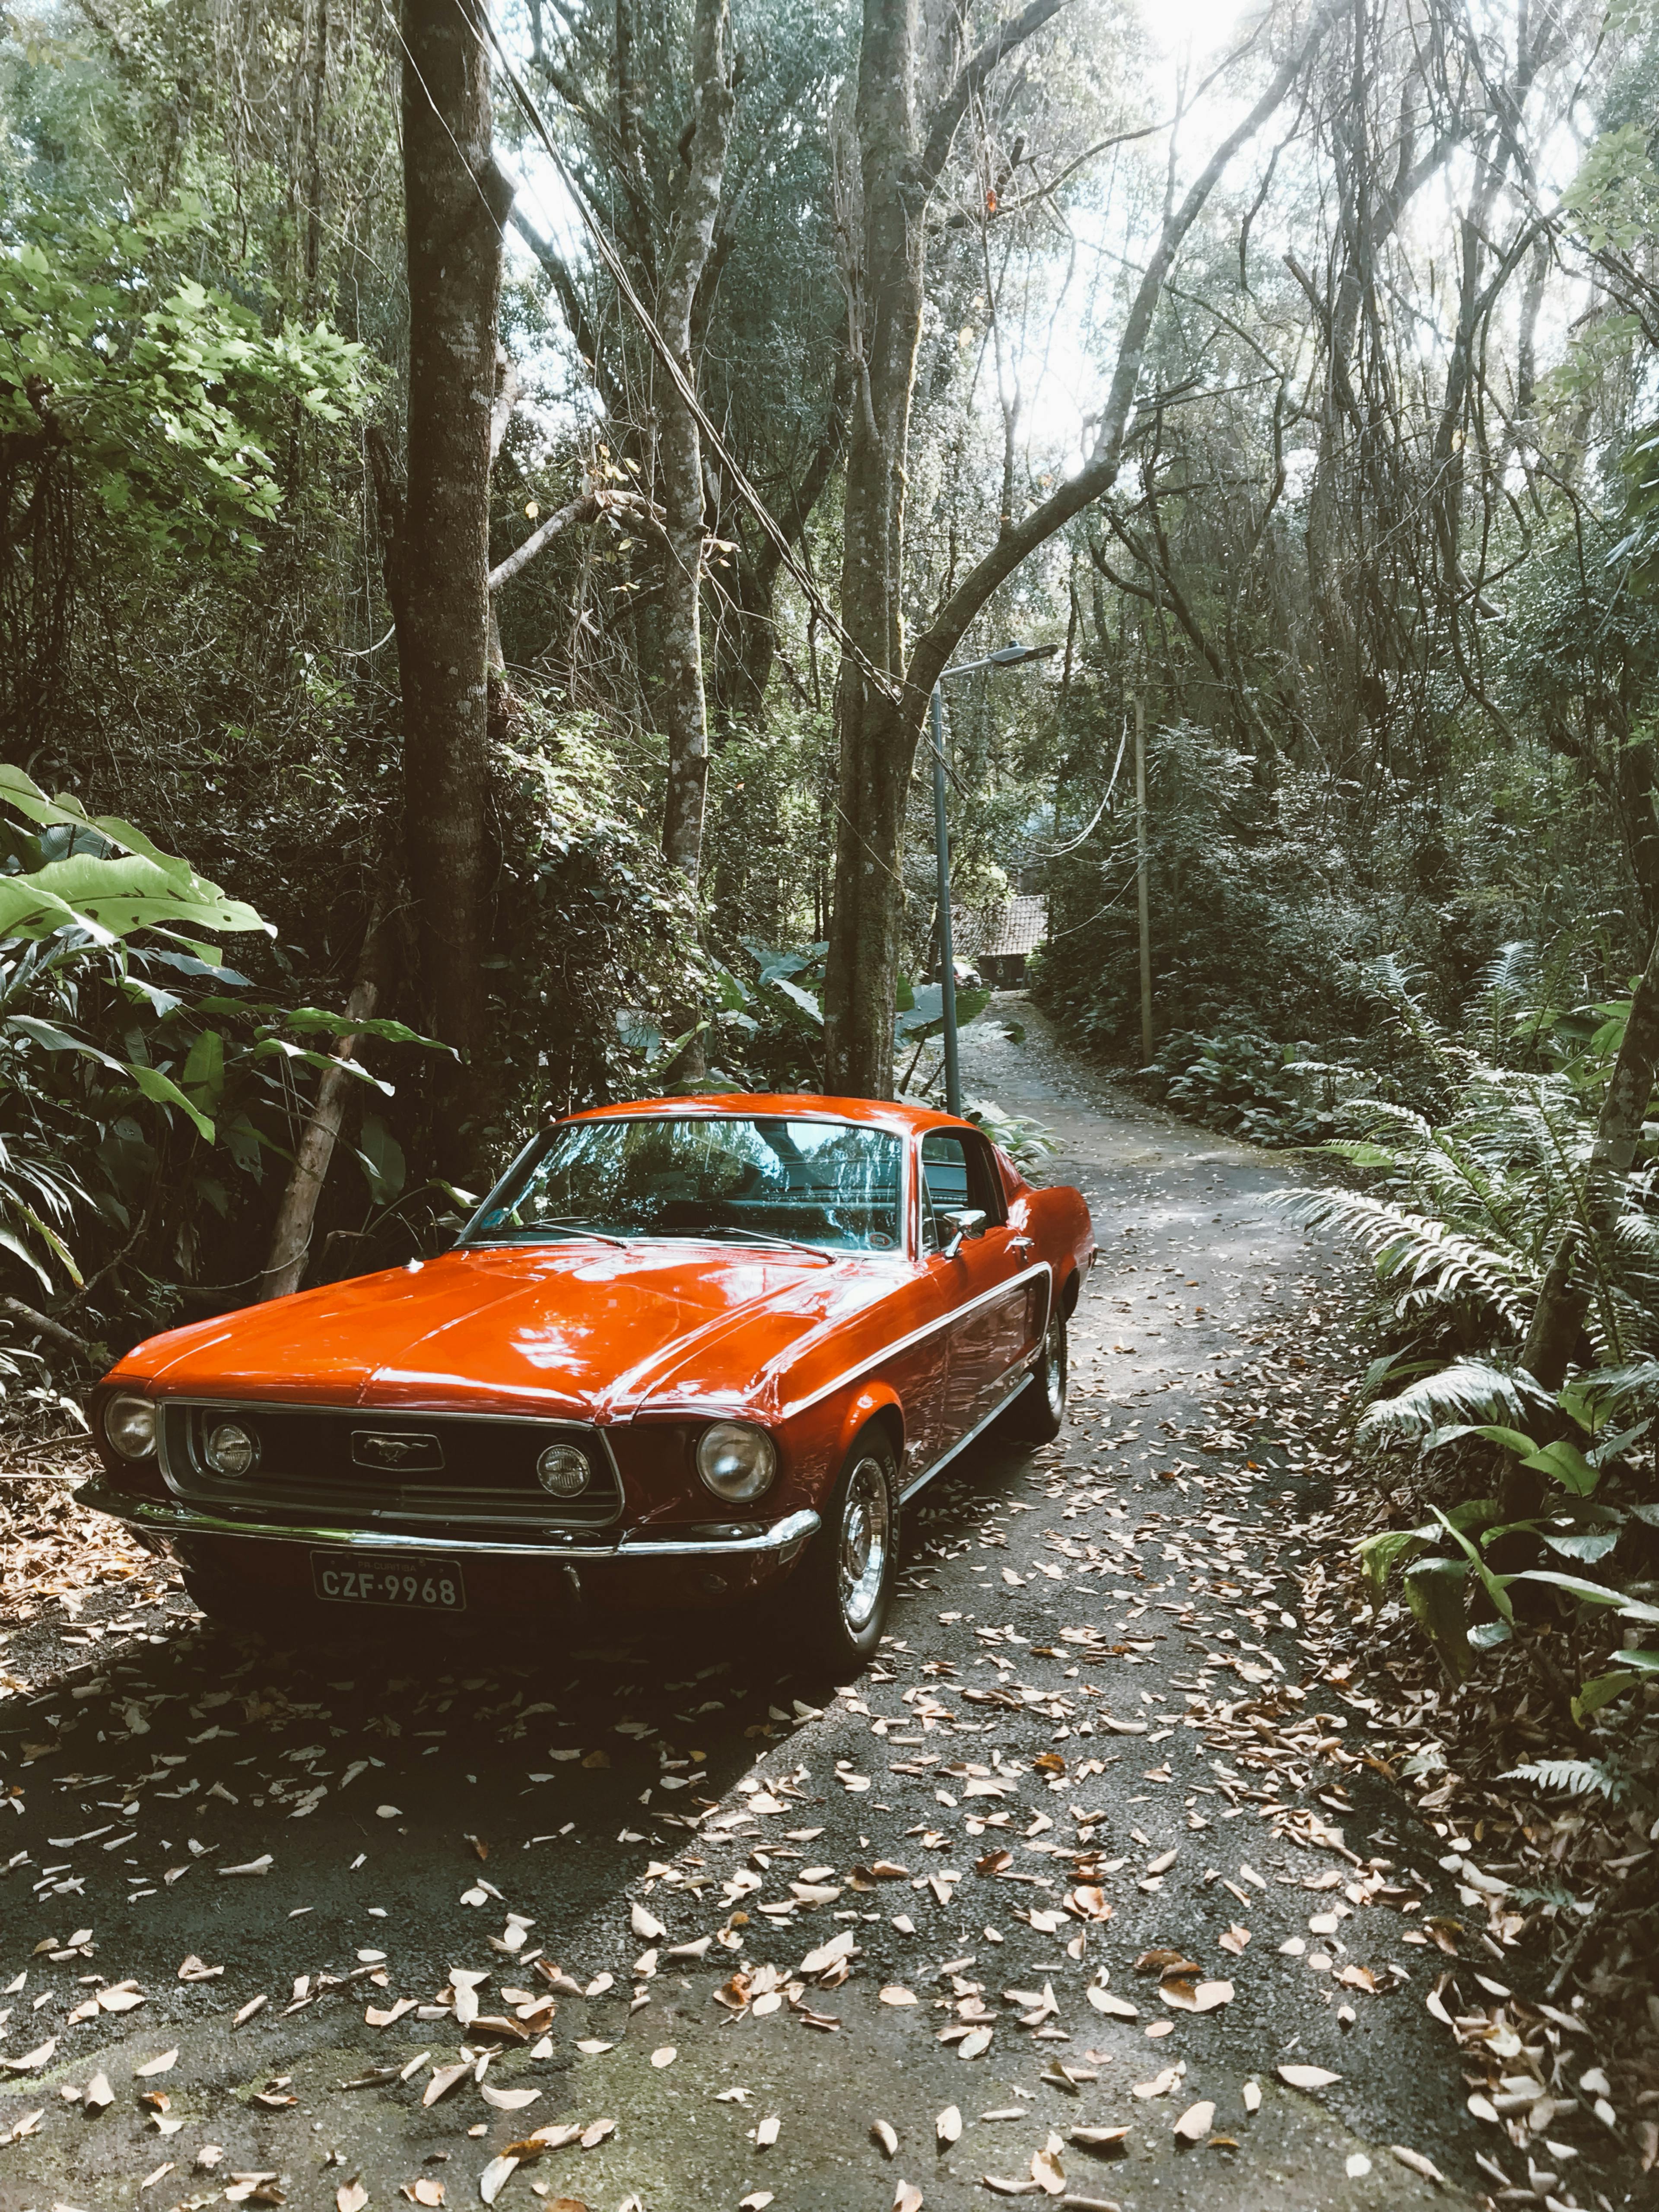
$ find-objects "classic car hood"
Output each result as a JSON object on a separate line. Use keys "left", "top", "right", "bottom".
{"left": 122, "top": 1241, "right": 899, "bottom": 1421}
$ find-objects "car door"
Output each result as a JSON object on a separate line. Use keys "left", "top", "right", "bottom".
{"left": 920, "top": 1128, "right": 1045, "bottom": 1443}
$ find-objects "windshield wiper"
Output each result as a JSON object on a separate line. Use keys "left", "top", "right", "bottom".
{"left": 492, "top": 1217, "right": 631, "bottom": 1249}
{"left": 699, "top": 1224, "right": 834, "bottom": 1260}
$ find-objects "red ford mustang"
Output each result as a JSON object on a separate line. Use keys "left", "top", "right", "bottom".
{"left": 81, "top": 1095, "right": 1095, "bottom": 1674}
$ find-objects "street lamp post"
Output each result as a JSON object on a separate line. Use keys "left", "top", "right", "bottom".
{"left": 929, "top": 641, "right": 1059, "bottom": 1116}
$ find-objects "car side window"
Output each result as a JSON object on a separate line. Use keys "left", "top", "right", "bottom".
{"left": 920, "top": 1131, "right": 1006, "bottom": 1251}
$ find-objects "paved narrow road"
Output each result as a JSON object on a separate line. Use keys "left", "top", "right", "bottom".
{"left": 0, "top": 1006, "right": 1488, "bottom": 2212}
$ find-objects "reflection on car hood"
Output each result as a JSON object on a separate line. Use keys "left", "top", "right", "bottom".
{"left": 118, "top": 1240, "right": 900, "bottom": 1421}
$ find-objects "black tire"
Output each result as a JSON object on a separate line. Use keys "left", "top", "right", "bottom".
{"left": 789, "top": 1429, "right": 899, "bottom": 1680}
{"left": 1003, "top": 1302, "right": 1068, "bottom": 1443}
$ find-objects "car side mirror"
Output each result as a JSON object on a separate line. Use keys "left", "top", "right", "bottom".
{"left": 940, "top": 1207, "right": 987, "bottom": 1259}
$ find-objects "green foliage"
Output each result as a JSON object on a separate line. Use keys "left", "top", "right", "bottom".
{"left": 963, "top": 1099, "right": 1054, "bottom": 1170}
{"left": 1350, "top": 1354, "right": 1659, "bottom": 1694}
{"left": 475, "top": 716, "right": 709, "bottom": 1136}
{"left": 1283, "top": 957, "right": 1659, "bottom": 1357}
{"left": 0, "top": 766, "right": 268, "bottom": 945}
{"left": 1036, "top": 727, "right": 1385, "bottom": 1060}
{"left": 1, "top": 207, "right": 372, "bottom": 558}
{"left": 703, "top": 940, "right": 830, "bottom": 1094}
{"left": 1152, "top": 1027, "right": 1338, "bottom": 1147}
{"left": 0, "top": 764, "right": 449, "bottom": 1313}
{"left": 1499, "top": 1758, "right": 1633, "bottom": 1805}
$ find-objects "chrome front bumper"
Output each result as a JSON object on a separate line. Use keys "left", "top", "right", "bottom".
{"left": 73, "top": 1481, "right": 820, "bottom": 1561}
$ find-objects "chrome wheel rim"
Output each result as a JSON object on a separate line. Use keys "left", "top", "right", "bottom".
{"left": 838, "top": 1456, "right": 890, "bottom": 1633}
{"left": 1044, "top": 1315, "right": 1066, "bottom": 1419}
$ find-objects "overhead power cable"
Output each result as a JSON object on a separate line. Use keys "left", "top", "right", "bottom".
{"left": 477, "top": 15, "right": 906, "bottom": 710}
{"left": 1009, "top": 714, "right": 1129, "bottom": 864}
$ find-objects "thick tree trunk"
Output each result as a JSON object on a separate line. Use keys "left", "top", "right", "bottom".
{"left": 1522, "top": 927, "right": 1659, "bottom": 1388}
{"left": 821, "top": 0, "right": 931, "bottom": 1101}
{"left": 655, "top": 0, "right": 734, "bottom": 894}
{"left": 397, "top": 0, "right": 510, "bottom": 1162}
{"left": 257, "top": 892, "right": 395, "bottom": 1302}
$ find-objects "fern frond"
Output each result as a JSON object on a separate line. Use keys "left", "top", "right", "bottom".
{"left": 1475, "top": 939, "right": 1536, "bottom": 1004}
{"left": 1355, "top": 1358, "right": 1550, "bottom": 1446}
{"left": 1280, "top": 1186, "right": 1533, "bottom": 1327}
{"left": 1499, "top": 1758, "right": 1627, "bottom": 1803}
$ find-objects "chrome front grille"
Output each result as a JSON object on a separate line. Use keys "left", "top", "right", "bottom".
{"left": 157, "top": 1401, "right": 623, "bottom": 1530}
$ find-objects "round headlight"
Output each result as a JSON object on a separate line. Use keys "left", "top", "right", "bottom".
{"left": 204, "top": 1420, "right": 258, "bottom": 1478}
{"left": 537, "top": 1443, "right": 591, "bottom": 1497}
{"left": 103, "top": 1393, "right": 156, "bottom": 1462}
{"left": 696, "top": 1421, "right": 777, "bottom": 1503}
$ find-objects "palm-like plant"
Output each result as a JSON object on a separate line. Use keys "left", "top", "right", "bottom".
{"left": 1286, "top": 955, "right": 1659, "bottom": 1396}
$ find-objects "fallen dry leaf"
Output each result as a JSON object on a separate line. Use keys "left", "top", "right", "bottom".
{"left": 1390, "top": 2145, "right": 1445, "bottom": 2189}
{"left": 871, "top": 2119, "right": 899, "bottom": 2158}
{"left": 1242, "top": 2082, "right": 1262, "bottom": 2114}
{"left": 480, "top": 2085, "right": 539, "bottom": 2111}
{"left": 1030, "top": 2138, "right": 1066, "bottom": 2195}
{"left": 424, "top": 2062, "right": 470, "bottom": 2108}
{"left": 630, "top": 1903, "right": 666, "bottom": 1943}
{"left": 879, "top": 1986, "right": 917, "bottom": 2006}
{"left": 754, "top": 2115, "right": 780, "bottom": 2149}
{"left": 1278, "top": 2065, "right": 1340, "bottom": 2091}
{"left": 406, "top": 2183, "right": 445, "bottom": 2206}
{"left": 1161, "top": 1977, "right": 1233, "bottom": 2014}
{"left": 135, "top": 2050, "right": 178, "bottom": 2078}
{"left": 83, "top": 2072, "right": 114, "bottom": 2111}
{"left": 1068, "top": 2126, "right": 1131, "bottom": 2151}
{"left": 479, "top": 2155, "right": 518, "bottom": 2206}
{"left": 1134, "top": 1948, "right": 1198, "bottom": 1976}
{"left": 337, "top": 2185, "right": 368, "bottom": 2212}
{"left": 1085, "top": 1987, "right": 1138, "bottom": 2019}
{"left": 1173, "top": 2101, "right": 1215, "bottom": 2143}
{"left": 894, "top": 2186, "right": 923, "bottom": 2212}
{"left": 936, "top": 2105, "right": 961, "bottom": 2145}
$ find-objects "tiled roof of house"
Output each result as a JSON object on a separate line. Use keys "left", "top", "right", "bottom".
{"left": 953, "top": 892, "right": 1047, "bottom": 959}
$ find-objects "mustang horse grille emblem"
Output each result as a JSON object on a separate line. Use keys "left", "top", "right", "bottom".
{"left": 351, "top": 1429, "right": 445, "bottom": 1474}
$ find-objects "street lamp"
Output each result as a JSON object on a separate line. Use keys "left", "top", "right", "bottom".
{"left": 929, "top": 640, "right": 1060, "bottom": 1116}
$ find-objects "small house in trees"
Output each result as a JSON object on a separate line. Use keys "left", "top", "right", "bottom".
{"left": 953, "top": 894, "right": 1048, "bottom": 988}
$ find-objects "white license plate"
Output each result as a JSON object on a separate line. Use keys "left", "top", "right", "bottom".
{"left": 311, "top": 1551, "right": 466, "bottom": 1611}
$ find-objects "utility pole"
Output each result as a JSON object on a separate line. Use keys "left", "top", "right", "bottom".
{"left": 930, "top": 680, "right": 962, "bottom": 1119}
{"left": 1135, "top": 692, "right": 1153, "bottom": 1064}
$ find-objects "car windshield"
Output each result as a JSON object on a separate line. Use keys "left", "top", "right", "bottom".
{"left": 467, "top": 1115, "right": 904, "bottom": 1255}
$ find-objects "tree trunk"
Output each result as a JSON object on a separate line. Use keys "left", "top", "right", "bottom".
{"left": 821, "top": 0, "right": 934, "bottom": 1100}
{"left": 397, "top": 0, "right": 511, "bottom": 1163}
{"left": 257, "top": 890, "right": 396, "bottom": 1303}
{"left": 1522, "top": 926, "right": 1659, "bottom": 1388}
{"left": 655, "top": 0, "right": 734, "bottom": 895}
